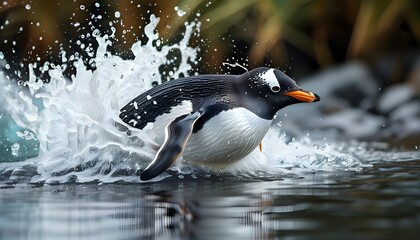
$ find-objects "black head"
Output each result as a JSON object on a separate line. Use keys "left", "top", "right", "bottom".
{"left": 233, "top": 67, "right": 320, "bottom": 119}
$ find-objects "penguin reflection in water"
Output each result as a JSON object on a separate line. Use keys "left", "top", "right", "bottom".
{"left": 120, "top": 67, "right": 320, "bottom": 180}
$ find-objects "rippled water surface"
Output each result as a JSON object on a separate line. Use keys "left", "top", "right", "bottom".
{"left": 1, "top": 155, "right": 419, "bottom": 240}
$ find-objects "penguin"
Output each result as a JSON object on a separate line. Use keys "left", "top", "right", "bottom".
{"left": 119, "top": 67, "right": 320, "bottom": 180}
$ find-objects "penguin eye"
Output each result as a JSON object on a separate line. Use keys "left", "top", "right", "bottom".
{"left": 271, "top": 86, "right": 281, "bottom": 93}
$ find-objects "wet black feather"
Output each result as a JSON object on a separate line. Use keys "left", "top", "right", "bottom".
{"left": 119, "top": 74, "right": 236, "bottom": 130}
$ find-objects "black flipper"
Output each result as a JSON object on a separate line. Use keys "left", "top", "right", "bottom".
{"left": 119, "top": 74, "right": 233, "bottom": 130}
{"left": 140, "top": 111, "right": 202, "bottom": 181}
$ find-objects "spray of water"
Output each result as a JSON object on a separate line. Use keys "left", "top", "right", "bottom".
{"left": 0, "top": 14, "right": 375, "bottom": 184}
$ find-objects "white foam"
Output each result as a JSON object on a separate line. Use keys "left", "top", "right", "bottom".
{"left": 0, "top": 14, "right": 199, "bottom": 183}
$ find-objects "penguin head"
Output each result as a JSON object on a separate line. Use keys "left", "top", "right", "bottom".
{"left": 234, "top": 67, "right": 320, "bottom": 119}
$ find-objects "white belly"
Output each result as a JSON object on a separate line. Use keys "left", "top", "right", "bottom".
{"left": 148, "top": 104, "right": 272, "bottom": 168}
{"left": 148, "top": 100, "right": 193, "bottom": 145}
{"left": 183, "top": 108, "right": 272, "bottom": 167}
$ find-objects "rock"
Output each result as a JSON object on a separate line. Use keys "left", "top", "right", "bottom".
{"left": 280, "top": 60, "right": 420, "bottom": 141}
{"left": 315, "top": 109, "right": 385, "bottom": 139}
{"left": 280, "top": 61, "right": 380, "bottom": 139}
{"left": 387, "top": 100, "right": 420, "bottom": 138}
{"left": 377, "top": 84, "right": 414, "bottom": 114}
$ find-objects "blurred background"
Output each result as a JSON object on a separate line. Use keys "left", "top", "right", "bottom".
{"left": 1, "top": 0, "right": 419, "bottom": 162}
{"left": 1, "top": 0, "right": 419, "bottom": 75}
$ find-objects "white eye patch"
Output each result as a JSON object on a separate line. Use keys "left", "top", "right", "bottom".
{"left": 259, "top": 68, "right": 281, "bottom": 93}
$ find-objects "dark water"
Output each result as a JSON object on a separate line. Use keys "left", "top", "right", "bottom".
{"left": 1, "top": 158, "right": 419, "bottom": 240}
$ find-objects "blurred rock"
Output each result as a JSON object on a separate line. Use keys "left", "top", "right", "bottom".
{"left": 280, "top": 61, "right": 420, "bottom": 141}
{"left": 316, "top": 109, "right": 385, "bottom": 139}
{"left": 376, "top": 57, "right": 420, "bottom": 139}
{"left": 377, "top": 84, "right": 414, "bottom": 114}
{"left": 387, "top": 101, "right": 420, "bottom": 138}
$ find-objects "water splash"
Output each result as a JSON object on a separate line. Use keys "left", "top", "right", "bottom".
{"left": 0, "top": 13, "right": 401, "bottom": 185}
{"left": 174, "top": 6, "right": 186, "bottom": 17}
{"left": 1, "top": 14, "right": 199, "bottom": 184}
{"left": 10, "top": 143, "right": 20, "bottom": 157}
{"left": 222, "top": 62, "right": 249, "bottom": 73}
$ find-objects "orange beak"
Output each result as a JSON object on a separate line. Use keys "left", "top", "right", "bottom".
{"left": 285, "top": 90, "right": 320, "bottom": 102}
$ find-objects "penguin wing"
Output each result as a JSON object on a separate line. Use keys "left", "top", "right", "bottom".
{"left": 140, "top": 111, "right": 202, "bottom": 181}
{"left": 119, "top": 81, "right": 187, "bottom": 130}
{"left": 119, "top": 75, "right": 235, "bottom": 130}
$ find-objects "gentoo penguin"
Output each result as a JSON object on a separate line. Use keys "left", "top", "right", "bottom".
{"left": 119, "top": 67, "right": 320, "bottom": 180}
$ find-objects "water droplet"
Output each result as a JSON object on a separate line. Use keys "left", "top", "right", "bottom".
{"left": 114, "top": 11, "right": 121, "bottom": 18}
{"left": 74, "top": 22, "right": 80, "bottom": 27}
{"left": 174, "top": 6, "right": 186, "bottom": 17}
{"left": 11, "top": 143, "right": 20, "bottom": 157}
{"left": 313, "top": 144, "right": 319, "bottom": 150}
{"left": 95, "top": 2, "right": 100, "bottom": 7}
{"left": 5, "top": 63, "right": 10, "bottom": 69}
{"left": 80, "top": 5, "right": 85, "bottom": 10}
{"left": 25, "top": 4, "right": 31, "bottom": 10}
{"left": 0, "top": 52, "right": 3, "bottom": 59}
{"left": 92, "top": 29, "right": 100, "bottom": 37}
